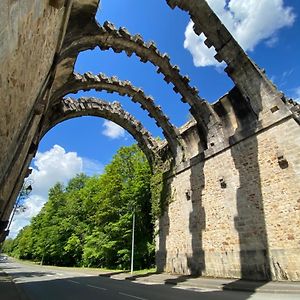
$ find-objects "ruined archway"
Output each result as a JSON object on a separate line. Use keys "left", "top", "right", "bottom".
{"left": 1, "top": 0, "right": 299, "bottom": 282}
{"left": 42, "top": 97, "right": 160, "bottom": 167}
{"left": 50, "top": 72, "right": 183, "bottom": 158}
{"left": 54, "top": 19, "right": 221, "bottom": 150}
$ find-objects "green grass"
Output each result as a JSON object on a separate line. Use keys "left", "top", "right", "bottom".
{"left": 130, "top": 267, "right": 157, "bottom": 275}
{"left": 9, "top": 256, "right": 157, "bottom": 275}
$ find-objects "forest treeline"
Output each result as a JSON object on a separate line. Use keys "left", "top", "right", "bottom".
{"left": 3, "top": 145, "right": 155, "bottom": 270}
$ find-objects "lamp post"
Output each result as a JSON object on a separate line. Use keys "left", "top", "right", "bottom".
{"left": 5, "top": 179, "right": 33, "bottom": 236}
{"left": 130, "top": 208, "right": 135, "bottom": 275}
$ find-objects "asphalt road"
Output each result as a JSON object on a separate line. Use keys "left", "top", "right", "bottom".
{"left": 0, "top": 257, "right": 298, "bottom": 300}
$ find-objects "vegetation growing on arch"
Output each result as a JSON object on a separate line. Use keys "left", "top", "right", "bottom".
{"left": 3, "top": 144, "right": 155, "bottom": 270}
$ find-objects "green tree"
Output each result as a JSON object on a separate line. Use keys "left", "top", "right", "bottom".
{"left": 5, "top": 144, "right": 155, "bottom": 270}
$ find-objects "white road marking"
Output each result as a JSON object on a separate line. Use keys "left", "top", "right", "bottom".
{"left": 87, "top": 284, "right": 107, "bottom": 291}
{"left": 118, "top": 292, "right": 148, "bottom": 300}
{"left": 133, "top": 281, "right": 158, "bottom": 285}
{"left": 68, "top": 280, "right": 80, "bottom": 284}
{"left": 174, "top": 286, "right": 220, "bottom": 292}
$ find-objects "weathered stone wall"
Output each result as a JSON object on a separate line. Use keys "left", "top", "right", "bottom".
{"left": 157, "top": 112, "right": 300, "bottom": 281}
{"left": 0, "top": 0, "right": 299, "bottom": 282}
{"left": 0, "top": 1, "right": 66, "bottom": 208}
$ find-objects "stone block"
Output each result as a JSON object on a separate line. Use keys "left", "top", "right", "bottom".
{"left": 0, "top": 0, "right": 9, "bottom": 34}
{"left": 33, "top": 0, "right": 45, "bottom": 19}
{"left": 8, "top": 0, "right": 19, "bottom": 51}
{"left": 19, "top": 0, "right": 33, "bottom": 18}
{"left": 0, "top": 28, "right": 9, "bottom": 63}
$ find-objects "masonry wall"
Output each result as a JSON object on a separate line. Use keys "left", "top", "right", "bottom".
{"left": 157, "top": 116, "right": 300, "bottom": 281}
{"left": 0, "top": 0, "right": 66, "bottom": 215}
{"left": 1, "top": 0, "right": 299, "bottom": 282}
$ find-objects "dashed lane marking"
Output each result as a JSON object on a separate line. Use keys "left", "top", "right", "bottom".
{"left": 67, "top": 280, "right": 80, "bottom": 284}
{"left": 118, "top": 292, "right": 148, "bottom": 300}
{"left": 87, "top": 284, "right": 107, "bottom": 291}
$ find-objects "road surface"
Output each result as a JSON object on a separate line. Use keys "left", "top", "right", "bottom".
{"left": 0, "top": 256, "right": 298, "bottom": 300}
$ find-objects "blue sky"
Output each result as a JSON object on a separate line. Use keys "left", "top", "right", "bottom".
{"left": 40, "top": 0, "right": 300, "bottom": 165}
{"left": 10, "top": 0, "right": 300, "bottom": 236}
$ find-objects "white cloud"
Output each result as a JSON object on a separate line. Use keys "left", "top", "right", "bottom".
{"left": 82, "top": 157, "right": 104, "bottom": 176}
{"left": 184, "top": 22, "right": 219, "bottom": 68}
{"left": 9, "top": 145, "right": 103, "bottom": 238}
{"left": 184, "top": 0, "right": 296, "bottom": 67}
{"left": 102, "top": 120, "right": 125, "bottom": 139}
{"left": 30, "top": 145, "right": 82, "bottom": 199}
{"left": 292, "top": 87, "right": 300, "bottom": 103}
{"left": 265, "top": 36, "right": 279, "bottom": 48}
{"left": 270, "top": 68, "right": 294, "bottom": 88}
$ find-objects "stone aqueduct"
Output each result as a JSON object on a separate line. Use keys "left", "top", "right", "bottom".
{"left": 0, "top": 0, "right": 300, "bottom": 281}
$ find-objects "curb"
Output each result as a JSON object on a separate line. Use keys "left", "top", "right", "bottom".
{"left": 168, "top": 281, "right": 300, "bottom": 294}
{"left": 222, "top": 284, "right": 300, "bottom": 295}
{"left": 75, "top": 271, "right": 300, "bottom": 295}
{"left": 115, "top": 274, "right": 300, "bottom": 295}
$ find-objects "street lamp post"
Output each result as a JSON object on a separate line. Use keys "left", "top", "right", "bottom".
{"left": 0, "top": 179, "right": 33, "bottom": 248}
{"left": 130, "top": 208, "right": 135, "bottom": 275}
{"left": 5, "top": 179, "right": 33, "bottom": 236}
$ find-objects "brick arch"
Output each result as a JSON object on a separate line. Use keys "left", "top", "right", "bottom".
{"left": 56, "top": 21, "right": 221, "bottom": 148}
{"left": 42, "top": 97, "right": 160, "bottom": 166}
{"left": 51, "top": 72, "right": 184, "bottom": 158}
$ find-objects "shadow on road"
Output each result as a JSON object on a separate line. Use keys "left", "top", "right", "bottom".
{"left": 5, "top": 271, "right": 55, "bottom": 279}
{"left": 223, "top": 279, "right": 269, "bottom": 293}
{"left": 164, "top": 274, "right": 269, "bottom": 296}
{"left": 9, "top": 274, "right": 272, "bottom": 300}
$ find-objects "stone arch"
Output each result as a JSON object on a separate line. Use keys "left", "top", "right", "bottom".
{"left": 165, "top": 0, "right": 285, "bottom": 117}
{"left": 42, "top": 97, "right": 160, "bottom": 166}
{"left": 51, "top": 72, "right": 184, "bottom": 158}
{"left": 166, "top": 0, "right": 248, "bottom": 68}
{"left": 57, "top": 21, "right": 221, "bottom": 148}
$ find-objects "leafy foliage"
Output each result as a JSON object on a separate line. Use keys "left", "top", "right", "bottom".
{"left": 3, "top": 145, "right": 155, "bottom": 270}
